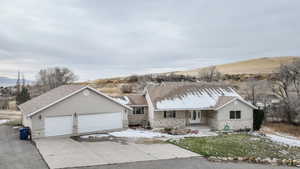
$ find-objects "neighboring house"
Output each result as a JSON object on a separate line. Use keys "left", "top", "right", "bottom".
{"left": 121, "top": 83, "right": 256, "bottom": 131}
{"left": 19, "top": 85, "right": 131, "bottom": 138}
{"left": 0, "top": 96, "right": 12, "bottom": 109}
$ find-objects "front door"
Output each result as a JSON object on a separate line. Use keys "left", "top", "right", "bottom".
{"left": 189, "top": 110, "right": 201, "bottom": 124}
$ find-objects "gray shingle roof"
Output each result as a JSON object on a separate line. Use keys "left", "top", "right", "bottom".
{"left": 19, "top": 85, "right": 85, "bottom": 115}
{"left": 146, "top": 82, "right": 255, "bottom": 110}
{"left": 112, "top": 94, "right": 147, "bottom": 106}
{"left": 126, "top": 94, "right": 148, "bottom": 106}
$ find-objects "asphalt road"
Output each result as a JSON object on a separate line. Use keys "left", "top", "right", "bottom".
{"left": 0, "top": 125, "right": 48, "bottom": 169}
{"left": 0, "top": 125, "right": 292, "bottom": 169}
{"left": 70, "top": 157, "right": 291, "bottom": 169}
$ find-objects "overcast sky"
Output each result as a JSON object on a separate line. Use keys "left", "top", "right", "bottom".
{"left": 0, "top": 0, "right": 300, "bottom": 81}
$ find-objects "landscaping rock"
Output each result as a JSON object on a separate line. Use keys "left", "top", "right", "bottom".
{"left": 282, "top": 159, "right": 288, "bottom": 165}
{"left": 293, "top": 160, "right": 298, "bottom": 166}
{"left": 249, "top": 157, "right": 256, "bottom": 162}
{"left": 208, "top": 156, "right": 221, "bottom": 162}
{"left": 221, "top": 157, "right": 228, "bottom": 161}
{"left": 270, "top": 158, "right": 278, "bottom": 165}
{"left": 242, "top": 157, "right": 249, "bottom": 161}
{"left": 256, "top": 157, "right": 262, "bottom": 163}
{"left": 262, "top": 157, "right": 271, "bottom": 164}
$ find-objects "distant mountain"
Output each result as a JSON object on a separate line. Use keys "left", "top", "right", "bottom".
{"left": 0, "top": 77, "right": 17, "bottom": 87}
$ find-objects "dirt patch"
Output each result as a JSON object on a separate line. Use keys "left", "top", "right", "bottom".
{"left": 134, "top": 138, "right": 166, "bottom": 144}
{"left": 71, "top": 135, "right": 129, "bottom": 145}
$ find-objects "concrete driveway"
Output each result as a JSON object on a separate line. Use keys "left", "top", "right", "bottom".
{"left": 35, "top": 137, "right": 199, "bottom": 169}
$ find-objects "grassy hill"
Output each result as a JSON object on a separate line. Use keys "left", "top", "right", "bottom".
{"left": 175, "top": 56, "right": 300, "bottom": 76}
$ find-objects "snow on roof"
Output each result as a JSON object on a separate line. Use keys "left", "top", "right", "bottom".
{"left": 156, "top": 87, "right": 240, "bottom": 110}
{"left": 113, "top": 96, "right": 130, "bottom": 105}
{"left": 146, "top": 83, "right": 251, "bottom": 110}
{"left": 112, "top": 94, "right": 147, "bottom": 106}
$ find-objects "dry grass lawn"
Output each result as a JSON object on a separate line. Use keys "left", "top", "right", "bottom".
{"left": 170, "top": 134, "right": 300, "bottom": 159}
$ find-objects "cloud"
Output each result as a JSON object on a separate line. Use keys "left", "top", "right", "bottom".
{"left": 0, "top": 0, "right": 300, "bottom": 81}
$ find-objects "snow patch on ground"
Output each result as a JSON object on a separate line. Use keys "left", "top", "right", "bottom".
{"left": 266, "top": 133, "right": 300, "bottom": 147}
{"left": 13, "top": 126, "right": 21, "bottom": 129}
{"left": 80, "top": 134, "right": 110, "bottom": 138}
{"left": 81, "top": 129, "right": 218, "bottom": 139}
{"left": 110, "top": 129, "right": 165, "bottom": 138}
{"left": 0, "top": 119, "right": 9, "bottom": 125}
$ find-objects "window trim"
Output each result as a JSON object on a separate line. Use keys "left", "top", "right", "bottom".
{"left": 163, "top": 111, "right": 176, "bottom": 118}
{"left": 229, "top": 110, "right": 241, "bottom": 120}
{"left": 133, "top": 107, "right": 144, "bottom": 115}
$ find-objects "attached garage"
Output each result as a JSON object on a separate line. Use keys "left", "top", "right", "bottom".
{"left": 78, "top": 113, "right": 122, "bottom": 133}
{"left": 45, "top": 116, "right": 73, "bottom": 137}
{"left": 19, "top": 85, "right": 131, "bottom": 138}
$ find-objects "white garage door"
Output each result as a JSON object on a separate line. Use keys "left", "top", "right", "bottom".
{"left": 45, "top": 116, "right": 73, "bottom": 137}
{"left": 78, "top": 112, "right": 122, "bottom": 133}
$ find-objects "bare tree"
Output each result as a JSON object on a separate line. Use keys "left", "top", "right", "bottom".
{"left": 36, "top": 67, "right": 78, "bottom": 90}
{"left": 271, "top": 60, "right": 300, "bottom": 124}
{"left": 198, "top": 66, "right": 222, "bottom": 82}
{"left": 245, "top": 78, "right": 259, "bottom": 105}
{"left": 120, "top": 84, "right": 132, "bottom": 93}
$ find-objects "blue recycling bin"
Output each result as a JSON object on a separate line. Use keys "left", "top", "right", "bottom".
{"left": 19, "top": 127, "right": 30, "bottom": 140}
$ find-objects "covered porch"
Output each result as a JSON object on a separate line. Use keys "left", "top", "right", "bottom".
{"left": 150, "top": 109, "right": 216, "bottom": 130}
{"left": 184, "top": 110, "right": 216, "bottom": 130}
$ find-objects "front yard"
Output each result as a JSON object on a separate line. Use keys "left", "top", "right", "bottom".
{"left": 170, "top": 134, "right": 300, "bottom": 160}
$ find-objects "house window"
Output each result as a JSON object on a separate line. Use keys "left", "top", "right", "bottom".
{"left": 133, "top": 107, "right": 144, "bottom": 114}
{"left": 163, "top": 111, "right": 176, "bottom": 118}
{"left": 229, "top": 111, "right": 241, "bottom": 119}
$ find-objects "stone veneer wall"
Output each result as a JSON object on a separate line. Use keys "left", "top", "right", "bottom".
{"left": 150, "top": 118, "right": 186, "bottom": 128}
{"left": 128, "top": 106, "right": 148, "bottom": 125}
{"left": 150, "top": 110, "right": 186, "bottom": 128}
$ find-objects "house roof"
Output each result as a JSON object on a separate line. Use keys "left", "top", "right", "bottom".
{"left": 126, "top": 94, "right": 148, "bottom": 106}
{"left": 19, "top": 85, "right": 132, "bottom": 117}
{"left": 146, "top": 82, "right": 256, "bottom": 111}
{"left": 112, "top": 94, "right": 147, "bottom": 106}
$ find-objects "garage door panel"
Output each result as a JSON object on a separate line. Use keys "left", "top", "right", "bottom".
{"left": 78, "top": 113, "right": 122, "bottom": 133}
{"left": 45, "top": 116, "right": 73, "bottom": 137}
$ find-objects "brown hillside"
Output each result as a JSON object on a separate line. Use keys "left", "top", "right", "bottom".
{"left": 86, "top": 56, "right": 300, "bottom": 95}
{"left": 176, "top": 56, "right": 300, "bottom": 76}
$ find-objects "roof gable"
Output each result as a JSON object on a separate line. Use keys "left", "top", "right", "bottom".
{"left": 19, "top": 85, "right": 85, "bottom": 116}
{"left": 19, "top": 85, "right": 132, "bottom": 117}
